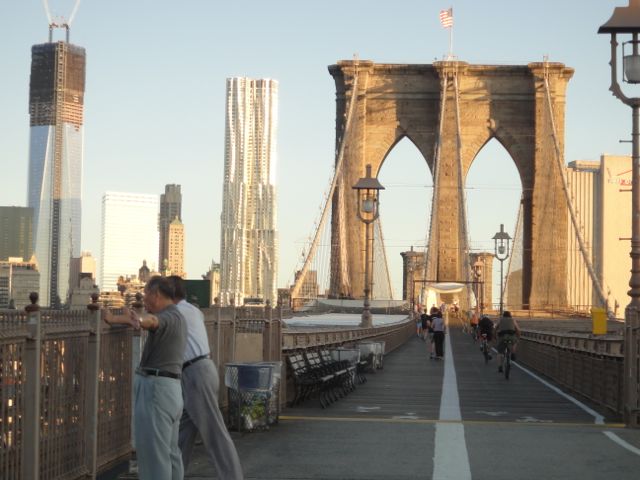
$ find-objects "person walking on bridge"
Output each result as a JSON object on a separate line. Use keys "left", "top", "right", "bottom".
{"left": 431, "top": 311, "right": 446, "bottom": 359}
{"left": 167, "top": 276, "right": 244, "bottom": 480}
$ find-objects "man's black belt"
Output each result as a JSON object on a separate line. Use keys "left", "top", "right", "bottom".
{"left": 136, "top": 367, "right": 181, "bottom": 380}
{"left": 183, "top": 354, "right": 210, "bottom": 370}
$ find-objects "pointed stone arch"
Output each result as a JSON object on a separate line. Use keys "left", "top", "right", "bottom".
{"left": 329, "top": 60, "right": 573, "bottom": 309}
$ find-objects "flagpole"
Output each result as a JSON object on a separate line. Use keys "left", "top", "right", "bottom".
{"left": 449, "top": 25, "right": 453, "bottom": 59}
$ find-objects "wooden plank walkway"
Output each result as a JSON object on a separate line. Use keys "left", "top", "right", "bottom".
{"left": 183, "top": 326, "right": 640, "bottom": 479}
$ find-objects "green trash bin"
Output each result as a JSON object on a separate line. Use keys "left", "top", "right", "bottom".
{"left": 591, "top": 307, "right": 607, "bottom": 335}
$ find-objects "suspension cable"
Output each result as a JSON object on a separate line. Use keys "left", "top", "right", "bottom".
{"left": 291, "top": 62, "right": 360, "bottom": 299}
{"left": 423, "top": 74, "right": 449, "bottom": 291}
{"left": 542, "top": 62, "right": 609, "bottom": 311}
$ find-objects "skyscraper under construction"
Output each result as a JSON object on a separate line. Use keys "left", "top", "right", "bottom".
{"left": 219, "top": 78, "right": 278, "bottom": 306}
{"left": 27, "top": 35, "right": 86, "bottom": 307}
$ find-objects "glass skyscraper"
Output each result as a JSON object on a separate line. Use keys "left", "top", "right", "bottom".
{"left": 219, "top": 77, "right": 279, "bottom": 306}
{"left": 27, "top": 40, "right": 86, "bottom": 307}
{"left": 99, "top": 192, "right": 160, "bottom": 292}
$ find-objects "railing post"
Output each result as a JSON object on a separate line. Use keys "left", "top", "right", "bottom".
{"left": 625, "top": 306, "right": 640, "bottom": 427}
{"left": 128, "top": 292, "right": 144, "bottom": 474}
{"left": 215, "top": 299, "right": 222, "bottom": 368}
{"left": 264, "top": 300, "right": 272, "bottom": 361}
{"left": 84, "top": 293, "right": 101, "bottom": 478}
{"left": 22, "top": 292, "right": 41, "bottom": 480}
{"left": 231, "top": 299, "right": 237, "bottom": 361}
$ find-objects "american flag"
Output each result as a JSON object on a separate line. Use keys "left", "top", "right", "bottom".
{"left": 439, "top": 8, "right": 453, "bottom": 28}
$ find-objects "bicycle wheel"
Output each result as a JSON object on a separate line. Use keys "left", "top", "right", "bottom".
{"left": 504, "top": 346, "right": 511, "bottom": 380}
{"left": 482, "top": 341, "right": 489, "bottom": 364}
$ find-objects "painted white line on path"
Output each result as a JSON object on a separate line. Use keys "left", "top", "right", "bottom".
{"left": 511, "top": 359, "right": 605, "bottom": 424}
{"left": 603, "top": 431, "right": 640, "bottom": 457}
{"left": 432, "top": 332, "right": 472, "bottom": 480}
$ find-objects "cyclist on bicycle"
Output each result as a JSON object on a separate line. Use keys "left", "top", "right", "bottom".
{"left": 477, "top": 315, "right": 494, "bottom": 360}
{"left": 495, "top": 311, "right": 521, "bottom": 373}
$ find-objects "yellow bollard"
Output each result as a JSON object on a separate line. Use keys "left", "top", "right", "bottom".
{"left": 591, "top": 307, "right": 607, "bottom": 335}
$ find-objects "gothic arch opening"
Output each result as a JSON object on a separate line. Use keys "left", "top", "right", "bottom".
{"left": 466, "top": 138, "right": 522, "bottom": 309}
{"left": 377, "top": 137, "right": 433, "bottom": 300}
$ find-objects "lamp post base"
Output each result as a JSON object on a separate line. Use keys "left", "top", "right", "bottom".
{"left": 360, "top": 309, "right": 372, "bottom": 328}
{"left": 624, "top": 305, "right": 640, "bottom": 428}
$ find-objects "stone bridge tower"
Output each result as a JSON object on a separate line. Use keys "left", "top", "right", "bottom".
{"left": 328, "top": 60, "right": 573, "bottom": 309}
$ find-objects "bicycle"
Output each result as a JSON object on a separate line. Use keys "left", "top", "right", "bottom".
{"left": 480, "top": 333, "right": 491, "bottom": 364}
{"left": 501, "top": 339, "right": 515, "bottom": 380}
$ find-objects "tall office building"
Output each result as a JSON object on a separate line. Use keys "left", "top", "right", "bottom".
{"left": 564, "top": 156, "right": 630, "bottom": 317}
{"left": 27, "top": 39, "right": 86, "bottom": 307}
{"left": 220, "top": 77, "right": 278, "bottom": 306}
{"left": 167, "top": 217, "right": 185, "bottom": 278}
{"left": 0, "top": 257, "right": 40, "bottom": 309}
{"left": 0, "top": 207, "right": 33, "bottom": 261}
{"left": 99, "top": 192, "right": 159, "bottom": 292}
{"left": 159, "top": 184, "right": 182, "bottom": 274}
{"left": 69, "top": 250, "right": 97, "bottom": 289}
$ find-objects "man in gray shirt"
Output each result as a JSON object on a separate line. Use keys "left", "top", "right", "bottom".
{"left": 168, "top": 276, "right": 243, "bottom": 479}
{"left": 104, "top": 275, "right": 186, "bottom": 480}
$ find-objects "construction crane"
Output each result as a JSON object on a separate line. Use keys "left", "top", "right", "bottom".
{"left": 43, "top": 0, "right": 83, "bottom": 42}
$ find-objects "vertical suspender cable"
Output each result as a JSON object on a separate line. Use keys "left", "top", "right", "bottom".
{"left": 423, "top": 75, "right": 449, "bottom": 293}
{"left": 542, "top": 64, "right": 609, "bottom": 311}
{"left": 291, "top": 64, "right": 360, "bottom": 299}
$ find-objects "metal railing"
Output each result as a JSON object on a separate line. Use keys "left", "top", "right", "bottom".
{"left": 0, "top": 303, "right": 287, "bottom": 479}
{"left": 9, "top": 302, "right": 634, "bottom": 479}
{"left": 518, "top": 323, "right": 625, "bottom": 415}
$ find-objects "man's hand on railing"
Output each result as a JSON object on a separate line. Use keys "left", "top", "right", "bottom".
{"left": 103, "top": 307, "right": 145, "bottom": 330}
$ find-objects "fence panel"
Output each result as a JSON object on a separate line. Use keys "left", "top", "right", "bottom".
{"left": 519, "top": 332, "right": 624, "bottom": 415}
{"left": 0, "top": 310, "right": 28, "bottom": 480}
{"left": 39, "top": 311, "right": 91, "bottom": 480}
{"left": 97, "top": 324, "right": 133, "bottom": 470}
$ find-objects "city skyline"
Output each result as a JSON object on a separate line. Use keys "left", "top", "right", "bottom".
{"left": 0, "top": 2, "right": 632, "bottom": 299}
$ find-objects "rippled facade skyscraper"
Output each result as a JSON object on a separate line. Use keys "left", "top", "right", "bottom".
{"left": 27, "top": 39, "right": 86, "bottom": 307}
{"left": 219, "top": 78, "right": 278, "bottom": 306}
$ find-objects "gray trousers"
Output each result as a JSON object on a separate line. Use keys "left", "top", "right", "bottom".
{"left": 179, "top": 358, "right": 244, "bottom": 479}
{"left": 134, "top": 374, "right": 184, "bottom": 480}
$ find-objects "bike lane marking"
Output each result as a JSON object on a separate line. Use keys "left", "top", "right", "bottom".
{"left": 603, "top": 431, "right": 640, "bottom": 457}
{"left": 511, "top": 359, "right": 604, "bottom": 423}
{"left": 432, "top": 330, "right": 472, "bottom": 480}
{"left": 512, "top": 354, "right": 640, "bottom": 456}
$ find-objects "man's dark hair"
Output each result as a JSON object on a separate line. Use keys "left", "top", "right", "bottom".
{"left": 502, "top": 310, "right": 512, "bottom": 318}
{"left": 167, "top": 275, "right": 186, "bottom": 300}
{"left": 145, "top": 275, "right": 175, "bottom": 299}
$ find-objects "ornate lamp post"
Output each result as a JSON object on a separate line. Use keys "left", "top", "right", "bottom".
{"left": 599, "top": 0, "right": 640, "bottom": 427}
{"left": 492, "top": 224, "right": 511, "bottom": 316}
{"left": 353, "top": 164, "right": 385, "bottom": 328}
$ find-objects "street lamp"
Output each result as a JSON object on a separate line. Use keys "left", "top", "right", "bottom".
{"left": 599, "top": 0, "right": 640, "bottom": 427}
{"left": 492, "top": 224, "right": 511, "bottom": 316}
{"left": 353, "top": 164, "right": 385, "bottom": 328}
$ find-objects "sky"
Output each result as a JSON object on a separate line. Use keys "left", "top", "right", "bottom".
{"left": 0, "top": 1, "right": 633, "bottom": 301}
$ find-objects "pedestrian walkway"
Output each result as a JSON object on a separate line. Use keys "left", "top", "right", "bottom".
{"left": 184, "top": 327, "right": 640, "bottom": 479}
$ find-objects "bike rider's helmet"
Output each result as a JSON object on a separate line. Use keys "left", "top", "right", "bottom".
{"left": 502, "top": 311, "right": 512, "bottom": 318}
